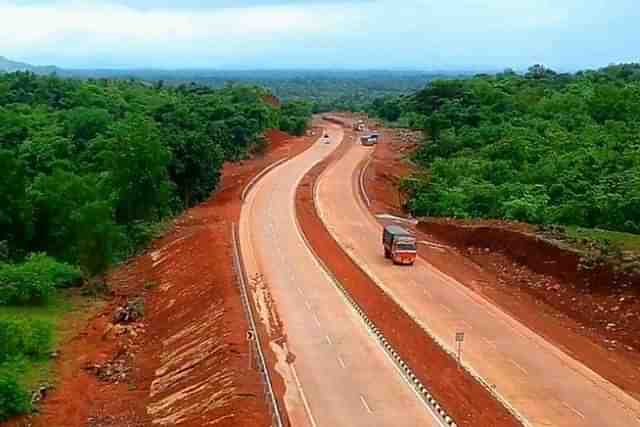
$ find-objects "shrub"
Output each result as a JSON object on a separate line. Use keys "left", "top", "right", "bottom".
{"left": 0, "top": 318, "right": 54, "bottom": 362}
{"left": 0, "top": 368, "right": 31, "bottom": 421}
{"left": 0, "top": 254, "right": 81, "bottom": 305}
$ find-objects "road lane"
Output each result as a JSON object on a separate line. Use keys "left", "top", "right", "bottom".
{"left": 239, "top": 126, "right": 442, "bottom": 427}
{"left": 316, "top": 135, "right": 640, "bottom": 427}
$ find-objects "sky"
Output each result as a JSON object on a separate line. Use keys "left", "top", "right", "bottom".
{"left": 1, "top": 0, "right": 639, "bottom": 71}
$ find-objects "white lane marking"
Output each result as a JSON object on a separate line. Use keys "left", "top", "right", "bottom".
{"left": 305, "top": 300, "right": 312, "bottom": 311}
{"left": 360, "top": 395, "right": 373, "bottom": 414}
{"left": 482, "top": 337, "right": 497, "bottom": 349}
{"left": 509, "top": 359, "right": 528, "bottom": 376}
{"left": 297, "top": 286, "right": 305, "bottom": 296}
{"left": 337, "top": 355, "right": 346, "bottom": 369}
{"left": 313, "top": 313, "right": 321, "bottom": 328}
{"left": 325, "top": 335, "right": 333, "bottom": 345}
{"left": 290, "top": 363, "right": 319, "bottom": 427}
{"left": 423, "top": 289, "right": 432, "bottom": 299}
{"left": 440, "top": 304, "right": 453, "bottom": 314}
{"left": 562, "top": 401, "right": 586, "bottom": 419}
{"left": 460, "top": 320, "right": 473, "bottom": 330}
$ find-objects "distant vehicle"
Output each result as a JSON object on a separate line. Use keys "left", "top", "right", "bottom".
{"left": 382, "top": 225, "right": 417, "bottom": 265}
{"left": 360, "top": 135, "right": 376, "bottom": 146}
{"left": 323, "top": 134, "right": 331, "bottom": 144}
{"left": 370, "top": 132, "right": 381, "bottom": 142}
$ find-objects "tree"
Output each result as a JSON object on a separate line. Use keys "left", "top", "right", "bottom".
{"left": 96, "top": 115, "right": 172, "bottom": 223}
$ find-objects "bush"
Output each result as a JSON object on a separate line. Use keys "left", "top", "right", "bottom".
{"left": 0, "top": 254, "right": 81, "bottom": 305}
{"left": 0, "top": 368, "right": 31, "bottom": 421}
{"left": 0, "top": 318, "right": 54, "bottom": 362}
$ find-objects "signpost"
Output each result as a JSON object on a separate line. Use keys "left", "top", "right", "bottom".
{"left": 455, "top": 332, "right": 465, "bottom": 367}
{"left": 247, "top": 330, "right": 255, "bottom": 369}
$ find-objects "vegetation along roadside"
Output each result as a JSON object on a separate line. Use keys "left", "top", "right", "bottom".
{"left": 0, "top": 71, "right": 311, "bottom": 420}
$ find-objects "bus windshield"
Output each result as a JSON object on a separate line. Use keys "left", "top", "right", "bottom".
{"left": 395, "top": 243, "right": 416, "bottom": 251}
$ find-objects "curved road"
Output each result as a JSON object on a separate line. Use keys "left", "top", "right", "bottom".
{"left": 238, "top": 126, "right": 443, "bottom": 426}
{"left": 315, "top": 126, "right": 640, "bottom": 427}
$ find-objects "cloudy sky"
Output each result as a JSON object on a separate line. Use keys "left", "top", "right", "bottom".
{"left": 1, "top": 0, "right": 638, "bottom": 70}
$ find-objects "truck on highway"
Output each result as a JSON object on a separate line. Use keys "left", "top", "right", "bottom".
{"left": 382, "top": 225, "right": 417, "bottom": 265}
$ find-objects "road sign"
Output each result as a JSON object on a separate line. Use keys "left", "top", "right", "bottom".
{"left": 455, "top": 332, "right": 465, "bottom": 367}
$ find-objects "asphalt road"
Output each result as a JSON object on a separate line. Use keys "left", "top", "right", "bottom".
{"left": 238, "top": 126, "right": 443, "bottom": 427}
{"left": 315, "top": 129, "right": 640, "bottom": 427}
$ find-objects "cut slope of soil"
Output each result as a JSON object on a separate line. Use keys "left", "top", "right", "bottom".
{"left": 5, "top": 130, "right": 318, "bottom": 427}
{"left": 295, "top": 125, "right": 520, "bottom": 427}
{"left": 362, "top": 126, "right": 640, "bottom": 401}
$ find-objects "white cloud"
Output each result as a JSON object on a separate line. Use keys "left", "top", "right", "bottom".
{"left": 0, "top": 0, "right": 637, "bottom": 69}
{"left": 0, "top": 0, "right": 348, "bottom": 66}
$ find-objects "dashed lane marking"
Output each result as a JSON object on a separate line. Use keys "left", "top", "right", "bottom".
{"left": 482, "top": 337, "right": 498, "bottom": 349}
{"left": 440, "top": 304, "right": 453, "bottom": 314}
{"left": 360, "top": 395, "right": 373, "bottom": 414}
{"left": 313, "top": 313, "right": 321, "bottom": 328}
{"left": 562, "top": 402, "right": 586, "bottom": 419}
{"left": 337, "top": 355, "right": 346, "bottom": 369}
{"left": 509, "top": 359, "right": 529, "bottom": 376}
{"left": 325, "top": 335, "right": 333, "bottom": 345}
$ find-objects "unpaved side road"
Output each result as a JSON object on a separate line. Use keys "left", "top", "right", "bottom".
{"left": 316, "top": 126, "right": 640, "bottom": 427}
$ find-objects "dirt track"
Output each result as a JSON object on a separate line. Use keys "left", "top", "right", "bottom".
{"left": 5, "top": 129, "right": 316, "bottom": 427}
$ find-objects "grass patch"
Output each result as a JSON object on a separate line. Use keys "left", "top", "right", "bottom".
{"left": 565, "top": 226, "right": 640, "bottom": 253}
{"left": 0, "top": 290, "right": 102, "bottom": 421}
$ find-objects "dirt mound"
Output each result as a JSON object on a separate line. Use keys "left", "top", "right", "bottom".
{"left": 6, "top": 129, "right": 316, "bottom": 427}
{"left": 264, "top": 128, "right": 291, "bottom": 146}
{"left": 295, "top": 126, "right": 520, "bottom": 427}
{"left": 363, "top": 128, "right": 416, "bottom": 216}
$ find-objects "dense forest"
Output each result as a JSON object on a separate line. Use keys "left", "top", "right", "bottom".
{"left": 0, "top": 72, "right": 310, "bottom": 419}
{"left": 7, "top": 65, "right": 456, "bottom": 114}
{"left": 56, "top": 69, "right": 450, "bottom": 112}
{"left": 370, "top": 64, "right": 640, "bottom": 234}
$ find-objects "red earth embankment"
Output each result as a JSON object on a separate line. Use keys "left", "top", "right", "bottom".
{"left": 418, "top": 219, "right": 640, "bottom": 361}
{"left": 295, "top": 126, "right": 521, "bottom": 427}
{"left": 6, "top": 129, "right": 317, "bottom": 427}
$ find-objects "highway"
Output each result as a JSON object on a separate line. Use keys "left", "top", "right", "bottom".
{"left": 315, "top": 126, "right": 640, "bottom": 427}
{"left": 238, "top": 126, "right": 443, "bottom": 426}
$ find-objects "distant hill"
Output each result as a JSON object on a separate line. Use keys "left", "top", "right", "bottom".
{"left": 0, "top": 56, "right": 59, "bottom": 74}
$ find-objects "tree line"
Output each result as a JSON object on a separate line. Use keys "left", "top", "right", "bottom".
{"left": 370, "top": 64, "right": 640, "bottom": 234}
{"left": 0, "top": 71, "right": 311, "bottom": 419}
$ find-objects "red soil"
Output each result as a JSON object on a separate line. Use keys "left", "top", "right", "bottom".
{"left": 295, "top": 127, "right": 520, "bottom": 427}
{"left": 363, "top": 128, "right": 640, "bottom": 401}
{"left": 5, "top": 130, "right": 317, "bottom": 427}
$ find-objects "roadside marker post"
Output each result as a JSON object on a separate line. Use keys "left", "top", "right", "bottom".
{"left": 455, "top": 332, "right": 465, "bottom": 367}
{"left": 247, "top": 330, "right": 255, "bottom": 370}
